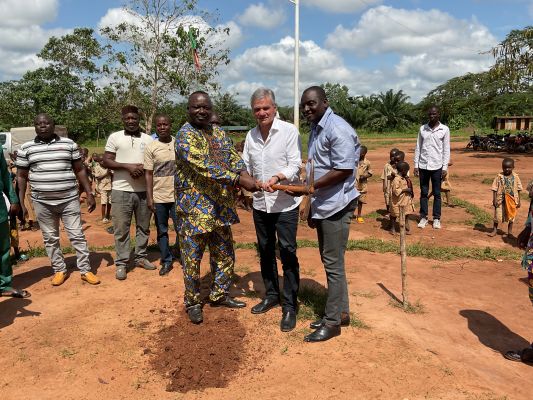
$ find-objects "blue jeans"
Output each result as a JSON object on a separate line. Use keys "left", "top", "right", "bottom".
{"left": 419, "top": 168, "right": 442, "bottom": 219}
{"left": 154, "top": 202, "right": 180, "bottom": 265}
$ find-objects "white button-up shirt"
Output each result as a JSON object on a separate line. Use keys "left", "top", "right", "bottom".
{"left": 414, "top": 122, "right": 451, "bottom": 171}
{"left": 242, "top": 118, "right": 302, "bottom": 213}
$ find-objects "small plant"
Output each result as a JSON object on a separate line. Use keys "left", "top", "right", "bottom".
{"left": 243, "top": 290, "right": 259, "bottom": 298}
{"left": 349, "top": 313, "right": 370, "bottom": 329}
{"left": 280, "top": 345, "right": 288, "bottom": 355}
{"left": 481, "top": 178, "right": 493, "bottom": 185}
{"left": 389, "top": 298, "right": 426, "bottom": 314}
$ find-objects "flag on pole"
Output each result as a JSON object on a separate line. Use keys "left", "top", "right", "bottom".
{"left": 188, "top": 29, "right": 201, "bottom": 71}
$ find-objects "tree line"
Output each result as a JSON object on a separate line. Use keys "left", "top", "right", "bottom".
{"left": 0, "top": 0, "right": 529, "bottom": 141}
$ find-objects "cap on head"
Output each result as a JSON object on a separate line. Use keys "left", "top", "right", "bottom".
{"left": 121, "top": 105, "right": 139, "bottom": 116}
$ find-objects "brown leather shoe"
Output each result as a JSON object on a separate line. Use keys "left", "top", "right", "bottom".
{"left": 81, "top": 272, "right": 100, "bottom": 285}
{"left": 51, "top": 272, "right": 66, "bottom": 286}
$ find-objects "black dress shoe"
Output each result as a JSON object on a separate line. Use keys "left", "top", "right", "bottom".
{"left": 304, "top": 324, "right": 341, "bottom": 342}
{"left": 309, "top": 313, "right": 350, "bottom": 329}
{"left": 187, "top": 304, "right": 203, "bottom": 324}
{"left": 280, "top": 310, "right": 296, "bottom": 332}
{"left": 251, "top": 297, "right": 280, "bottom": 314}
{"left": 210, "top": 296, "right": 246, "bottom": 308}
{"left": 159, "top": 263, "right": 173, "bottom": 276}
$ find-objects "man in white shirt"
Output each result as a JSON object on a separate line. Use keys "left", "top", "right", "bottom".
{"left": 242, "top": 88, "right": 302, "bottom": 332}
{"left": 414, "top": 106, "right": 451, "bottom": 230}
{"left": 103, "top": 105, "right": 156, "bottom": 280}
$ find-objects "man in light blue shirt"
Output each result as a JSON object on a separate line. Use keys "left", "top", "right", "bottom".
{"left": 300, "top": 86, "right": 360, "bottom": 342}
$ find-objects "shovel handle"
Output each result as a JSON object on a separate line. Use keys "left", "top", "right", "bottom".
{"left": 271, "top": 184, "right": 314, "bottom": 194}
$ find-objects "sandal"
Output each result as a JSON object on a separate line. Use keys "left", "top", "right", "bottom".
{"left": 0, "top": 288, "right": 31, "bottom": 298}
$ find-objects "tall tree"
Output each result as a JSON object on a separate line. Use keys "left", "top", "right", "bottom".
{"left": 487, "top": 26, "right": 532, "bottom": 93}
{"left": 100, "top": 0, "right": 231, "bottom": 132}
{"left": 365, "top": 89, "right": 413, "bottom": 132}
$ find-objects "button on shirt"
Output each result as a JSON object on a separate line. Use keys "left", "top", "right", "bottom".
{"left": 307, "top": 108, "right": 360, "bottom": 219}
{"left": 414, "top": 122, "right": 451, "bottom": 171}
{"left": 242, "top": 118, "right": 302, "bottom": 213}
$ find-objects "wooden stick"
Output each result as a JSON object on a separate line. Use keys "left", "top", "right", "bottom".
{"left": 271, "top": 184, "right": 314, "bottom": 194}
{"left": 399, "top": 206, "right": 409, "bottom": 308}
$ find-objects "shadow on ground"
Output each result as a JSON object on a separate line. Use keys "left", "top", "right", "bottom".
{"left": 459, "top": 309, "right": 531, "bottom": 357}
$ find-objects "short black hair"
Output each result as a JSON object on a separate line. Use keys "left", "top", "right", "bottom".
{"left": 390, "top": 148, "right": 399, "bottom": 155}
{"left": 502, "top": 157, "right": 514, "bottom": 166}
{"left": 360, "top": 145, "right": 368, "bottom": 154}
{"left": 396, "top": 150, "right": 405, "bottom": 161}
{"left": 303, "top": 86, "right": 327, "bottom": 102}
{"left": 188, "top": 91, "right": 211, "bottom": 106}
{"left": 396, "top": 161, "right": 410, "bottom": 173}
{"left": 154, "top": 114, "right": 171, "bottom": 122}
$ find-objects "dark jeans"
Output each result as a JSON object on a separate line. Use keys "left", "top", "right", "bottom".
{"left": 314, "top": 198, "right": 357, "bottom": 326}
{"left": 154, "top": 202, "right": 180, "bottom": 265}
{"left": 253, "top": 207, "right": 300, "bottom": 312}
{"left": 419, "top": 168, "right": 442, "bottom": 220}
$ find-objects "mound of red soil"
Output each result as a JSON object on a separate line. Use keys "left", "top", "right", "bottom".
{"left": 149, "top": 307, "right": 248, "bottom": 393}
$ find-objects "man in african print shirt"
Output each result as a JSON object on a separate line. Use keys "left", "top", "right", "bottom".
{"left": 175, "top": 91, "right": 258, "bottom": 324}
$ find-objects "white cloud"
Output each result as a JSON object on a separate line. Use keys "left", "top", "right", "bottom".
{"left": 237, "top": 3, "right": 285, "bottom": 29}
{"left": 322, "top": 6, "right": 497, "bottom": 100}
{"left": 0, "top": 0, "right": 71, "bottom": 80}
{"left": 304, "top": 0, "right": 382, "bottom": 14}
{"left": 221, "top": 36, "right": 359, "bottom": 105}
{"left": 0, "top": 0, "right": 58, "bottom": 28}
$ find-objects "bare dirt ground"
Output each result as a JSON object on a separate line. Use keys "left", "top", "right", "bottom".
{"left": 1, "top": 140, "right": 532, "bottom": 400}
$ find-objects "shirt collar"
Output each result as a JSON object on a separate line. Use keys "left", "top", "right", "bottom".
{"left": 34, "top": 134, "right": 60, "bottom": 144}
{"left": 424, "top": 122, "right": 442, "bottom": 131}
{"left": 313, "top": 107, "right": 333, "bottom": 132}
{"left": 252, "top": 117, "right": 280, "bottom": 140}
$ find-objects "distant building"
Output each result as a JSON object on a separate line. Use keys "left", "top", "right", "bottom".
{"left": 493, "top": 116, "right": 532, "bottom": 131}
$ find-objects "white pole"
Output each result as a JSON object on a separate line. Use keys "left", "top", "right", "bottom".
{"left": 293, "top": 0, "right": 300, "bottom": 129}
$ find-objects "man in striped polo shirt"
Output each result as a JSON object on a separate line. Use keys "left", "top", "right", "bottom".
{"left": 16, "top": 114, "right": 100, "bottom": 286}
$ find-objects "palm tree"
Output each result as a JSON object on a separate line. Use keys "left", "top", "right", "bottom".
{"left": 365, "top": 89, "right": 413, "bottom": 132}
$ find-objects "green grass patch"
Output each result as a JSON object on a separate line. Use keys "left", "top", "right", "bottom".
{"left": 451, "top": 197, "right": 492, "bottom": 226}
{"left": 351, "top": 290, "right": 378, "bottom": 299}
{"left": 349, "top": 313, "right": 370, "bottom": 329}
{"left": 363, "top": 211, "right": 382, "bottom": 219}
{"left": 297, "top": 285, "right": 327, "bottom": 321}
{"left": 481, "top": 178, "right": 493, "bottom": 185}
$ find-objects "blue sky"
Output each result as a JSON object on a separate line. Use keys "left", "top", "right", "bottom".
{"left": 1, "top": 0, "right": 532, "bottom": 105}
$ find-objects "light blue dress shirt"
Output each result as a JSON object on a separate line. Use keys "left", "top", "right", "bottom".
{"left": 307, "top": 107, "right": 360, "bottom": 219}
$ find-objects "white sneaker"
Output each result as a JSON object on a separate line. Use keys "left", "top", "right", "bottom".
{"left": 418, "top": 217, "right": 428, "bottom": 229}
{"left": 433, "top": 219, "right": 441, "bottom": 229}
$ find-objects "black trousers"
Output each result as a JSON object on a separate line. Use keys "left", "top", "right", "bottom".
{"left": 252, "top": 207, "right": 300, "bottom": 312}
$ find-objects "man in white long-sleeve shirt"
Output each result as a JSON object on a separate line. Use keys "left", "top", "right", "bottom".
{"left": 242, "top": 88, "right": 302, "bottom": 332}
{"left": 414, "top": 106, "right": 450, "bottom": 230}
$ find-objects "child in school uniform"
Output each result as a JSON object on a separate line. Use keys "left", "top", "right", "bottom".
{"left": 489, "top": 157, "right": 522, "bottom": 238}
{"left": 92, "top": 154, "right": 113, "bottom": 223}
{"left": 354, "top": 146, "right": 372, "bottom": 223}
{"left": 389, "top": 161, "right": 415, "bottom": 235}
{"left": 381, "top": 148, "right": 399, "bottom": 213}
{"left": 429, "top": 162, "right": 453, "bottom": 207}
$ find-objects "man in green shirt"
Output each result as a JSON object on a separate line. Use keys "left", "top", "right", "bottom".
{"left": 0, "top": 151, "right": 29, "bottom": 298}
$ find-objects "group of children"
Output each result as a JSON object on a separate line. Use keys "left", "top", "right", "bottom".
{"left": 355, "top": 146, "right": 527, "bottom": 239}
{"left": 355, "top": 147, "right": 418, "bottom": 235}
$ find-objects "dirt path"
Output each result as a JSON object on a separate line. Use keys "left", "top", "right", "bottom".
{"left": 1, "top": 140, "right": 532, "bottom": 399}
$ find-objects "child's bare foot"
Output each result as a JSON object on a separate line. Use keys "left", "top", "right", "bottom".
{"left": 488, "top": 230, "right": 498, "bottom": 237}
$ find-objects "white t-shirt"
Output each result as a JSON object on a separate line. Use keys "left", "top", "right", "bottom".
{"left": 105, "top": 130, "right": 153, "bottom": 192}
